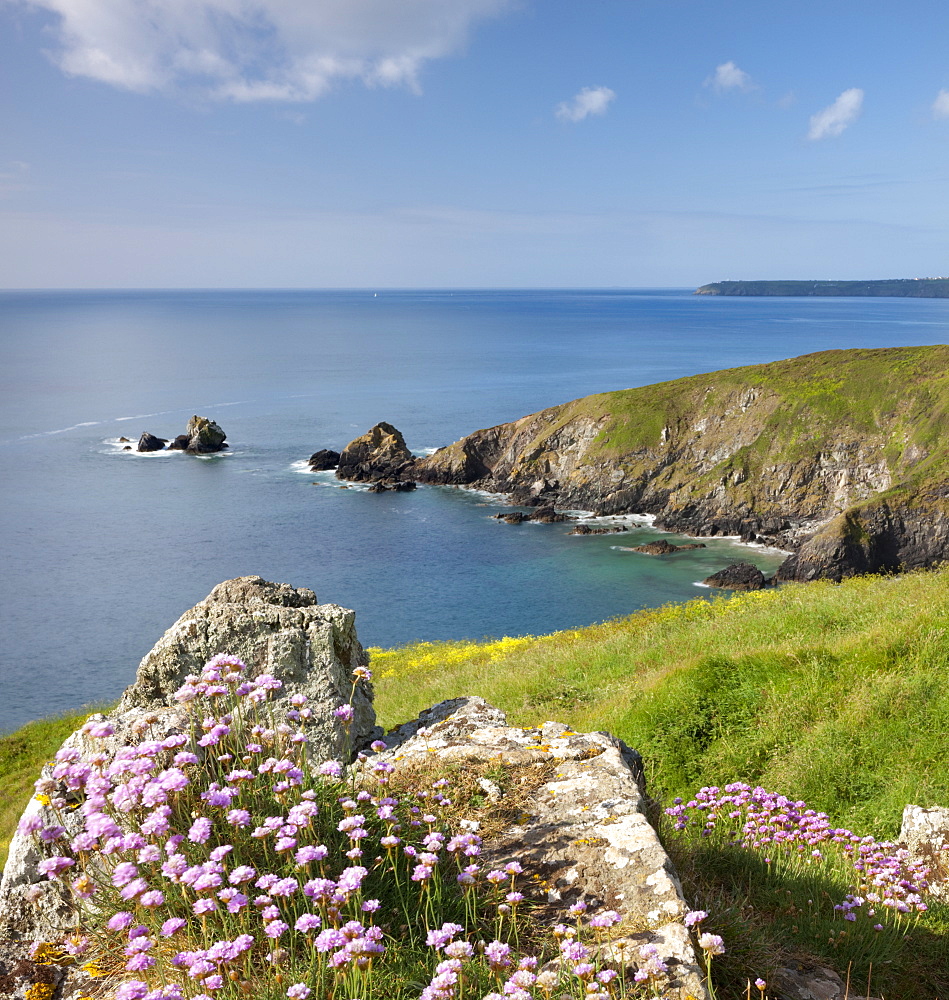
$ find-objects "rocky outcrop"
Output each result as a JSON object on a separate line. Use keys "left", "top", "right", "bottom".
{"left": 632, "top": 540, "right": 706, "bottom": 555}
{"left": 332, "top": 347, "right": 949, "bottom": 583}
{"left": 118, "top": 576, "right": 374, "bottom": 751}
{"left": 703, "top": 562, "right": 768, "bottom": 590}
{"left": 308, "top": 448, "right": 341, "bottom": 470}
{"left": 569, "top": 524, "right": 628, "bottom": 535}
{"left": 136, "top": 431, "right": 166, "bottom": 452}
{"left": 367, "top": 479, "right": 416, "bottom": 493}
{"left": 374, "top": 697, "right": 709, "bottom": 999}
{"left": 900, "top": 804, "right": 949, "bottom": 897}
{"left": 775, "top": 490, "right": 949, "bottom": 583}
{"left": 135, "top": 415, "right": 227, "bottom": 454}
{"left": 0, "top": 576, "right": 376, "bottom": 946}
{"left": 183, "top": 414, "right": 226, "bottom": 453}
{"left": 336, "top": 421, "right": 414, "bottom": 482}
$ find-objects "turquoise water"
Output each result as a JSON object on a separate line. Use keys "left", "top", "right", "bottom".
{"left": 2, "top": 288, "right": 948, "bottom": 733}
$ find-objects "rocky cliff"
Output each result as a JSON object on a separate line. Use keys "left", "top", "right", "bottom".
{"left": 337, "top": 346, "right": 949, "bottom": 582}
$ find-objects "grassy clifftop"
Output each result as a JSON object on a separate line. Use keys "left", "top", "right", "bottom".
{"left": 413, "top": 346, "right": 949, "bottom": 578}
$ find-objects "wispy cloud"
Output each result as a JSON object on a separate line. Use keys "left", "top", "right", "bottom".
{"left": 807, "top": 88, "right": 864, "bottom": 140}
{"left": 8, "top": 0, "right": 511, "bottom": 101}
{"left": 704, "top": 61, "right": 754, "bottom": 94}
{"left": 933, "top": 89, "right": 949, "bottom": 120}
{"left": 555, "top": 86, "right": 616, "bottom": 123}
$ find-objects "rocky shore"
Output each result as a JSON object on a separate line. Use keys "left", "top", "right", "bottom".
{"left": 327, "top": 347, "right": 949, "bottom": 584}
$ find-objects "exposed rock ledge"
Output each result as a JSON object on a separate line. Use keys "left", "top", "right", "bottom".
{"left": 332, "top": 347, "right": 949, "bottom": 584}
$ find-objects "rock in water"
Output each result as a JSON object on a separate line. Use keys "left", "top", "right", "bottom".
{"left": 166, "top": 433, "right": 191, "bottom": 451}
{"left": 632, "top": 540, "right": 706, "bottom": 554}
{"left": 184, "top": 414, "right": 227, "bottom": 453}
{"left": 702, "top": 562, "right": 767, "bottom": 590}
{"left": 336, "top": 421, "right": 415, "bottom": 482}
{"left": 308, "top": 448, "right": 341, "bottom": 471}
{"left": 136, "top": 431, "right": 167, "bottom": 452}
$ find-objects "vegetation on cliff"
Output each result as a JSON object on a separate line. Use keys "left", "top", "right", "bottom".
{"left": 695, "top": 278, "right": 949, "bottom": 297}
{"left": 406, "top": 345, "right": 949, "bottom": 582}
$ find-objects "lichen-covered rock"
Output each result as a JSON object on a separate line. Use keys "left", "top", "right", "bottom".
{"left": 375, "top": 697, "right": 709, "bottom": 1000}
{"left": 335, "top": 422, "right": 415, "bottom": 482}
{"left": 900, "top": 804, "right": 949, "bottom": 897}
{"left": 0, "top": 578, "right": 375, "bottom": 943}
{"left": 184, "top": 414, "right": 226, "bottom": 453}
{"left": 118, "top": 576, "right": 374, "bottom": 755}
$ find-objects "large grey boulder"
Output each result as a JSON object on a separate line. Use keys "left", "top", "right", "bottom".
{"left": 374, "top": 697, "right": 709, "bottom": 1000}
{"left": 118, "top": 575, "right": 375, "bottom": 753}
{"left": 0, "top": 577, "right": 375, "bottom": 945}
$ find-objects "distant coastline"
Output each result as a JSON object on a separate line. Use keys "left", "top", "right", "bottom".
{"left": 695, "top": 278, "right": 949, "bottom": 298}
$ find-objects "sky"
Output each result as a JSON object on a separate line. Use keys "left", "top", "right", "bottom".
{"left": 2, "top": 0, "right": 949, "bottom": 288}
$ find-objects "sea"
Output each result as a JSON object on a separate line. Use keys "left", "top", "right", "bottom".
{"left": 2, "top": 288, "right": 949, "bottom": 735}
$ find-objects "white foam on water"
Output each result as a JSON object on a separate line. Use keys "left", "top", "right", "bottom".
{"left": 693, "top": 581, "right": 712, "bottom": 588}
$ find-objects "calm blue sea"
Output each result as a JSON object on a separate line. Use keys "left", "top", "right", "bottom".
{"left": 2, "top": 288, "right": 948, "bottom": 734}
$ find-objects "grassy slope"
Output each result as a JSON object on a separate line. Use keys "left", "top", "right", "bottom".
{"left": 372, "top": 567, "right": 949, "bottom": 839}
{"left": 0, "top": 709, "right": 97, "bottom": 868}
{"left": 371, "top": 570, "right": 949, "bottom": 995}
{"left": 477, "top": 348, "right": 949, "bottom": 517}
{"left": 564, "top": 346, "right": 949, "bottom": 465}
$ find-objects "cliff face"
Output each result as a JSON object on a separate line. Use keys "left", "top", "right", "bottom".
{"left": 339, "top": 347, "right": 949, "bottom": 582}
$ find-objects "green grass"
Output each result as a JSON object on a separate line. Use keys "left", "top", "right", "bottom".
{"left": 372, "top": 569, "right": 949, "bottom": 837}
{"left": 369, "top": 568, "right": 949, "bottom": 996}
{"left": 0, "top": 707, "right": 102, "bottom": 868}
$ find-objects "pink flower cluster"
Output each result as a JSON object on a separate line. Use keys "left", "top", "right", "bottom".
{"left": 25, "top": 653, "right": 658, "bottom": 1000}
{"left": 665, "top": 782, "right": 930, "bottom": 919}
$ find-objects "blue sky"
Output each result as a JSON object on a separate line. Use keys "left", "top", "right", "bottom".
{"left": 2, "top": 0, "right": 948, "bottom": 288}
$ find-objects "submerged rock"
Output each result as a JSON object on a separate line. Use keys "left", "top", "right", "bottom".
{"left": 496, "top": 511, "right": 529, "bottom": 523}
{"left": 702, "top": 562, "right": 768, "bottom": 590}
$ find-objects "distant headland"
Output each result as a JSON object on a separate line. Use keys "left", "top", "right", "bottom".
{"left": 694, "top": 278, "right": 949, "bottom": 298}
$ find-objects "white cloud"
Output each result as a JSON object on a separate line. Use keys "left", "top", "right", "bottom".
{"left": 555, "top": 86, "right": 616, "bottom": 123}
{"left": 807, "top": 88, "right": 864, "bottom": 140}
{"left": 933, "top": 89, "right": 949, "bottom": 120}
{"left": 10, "top": 0, "right": 511, "bottom": 101}
{"left": 704, "top": 61, "right": 754, "bottom": 94}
